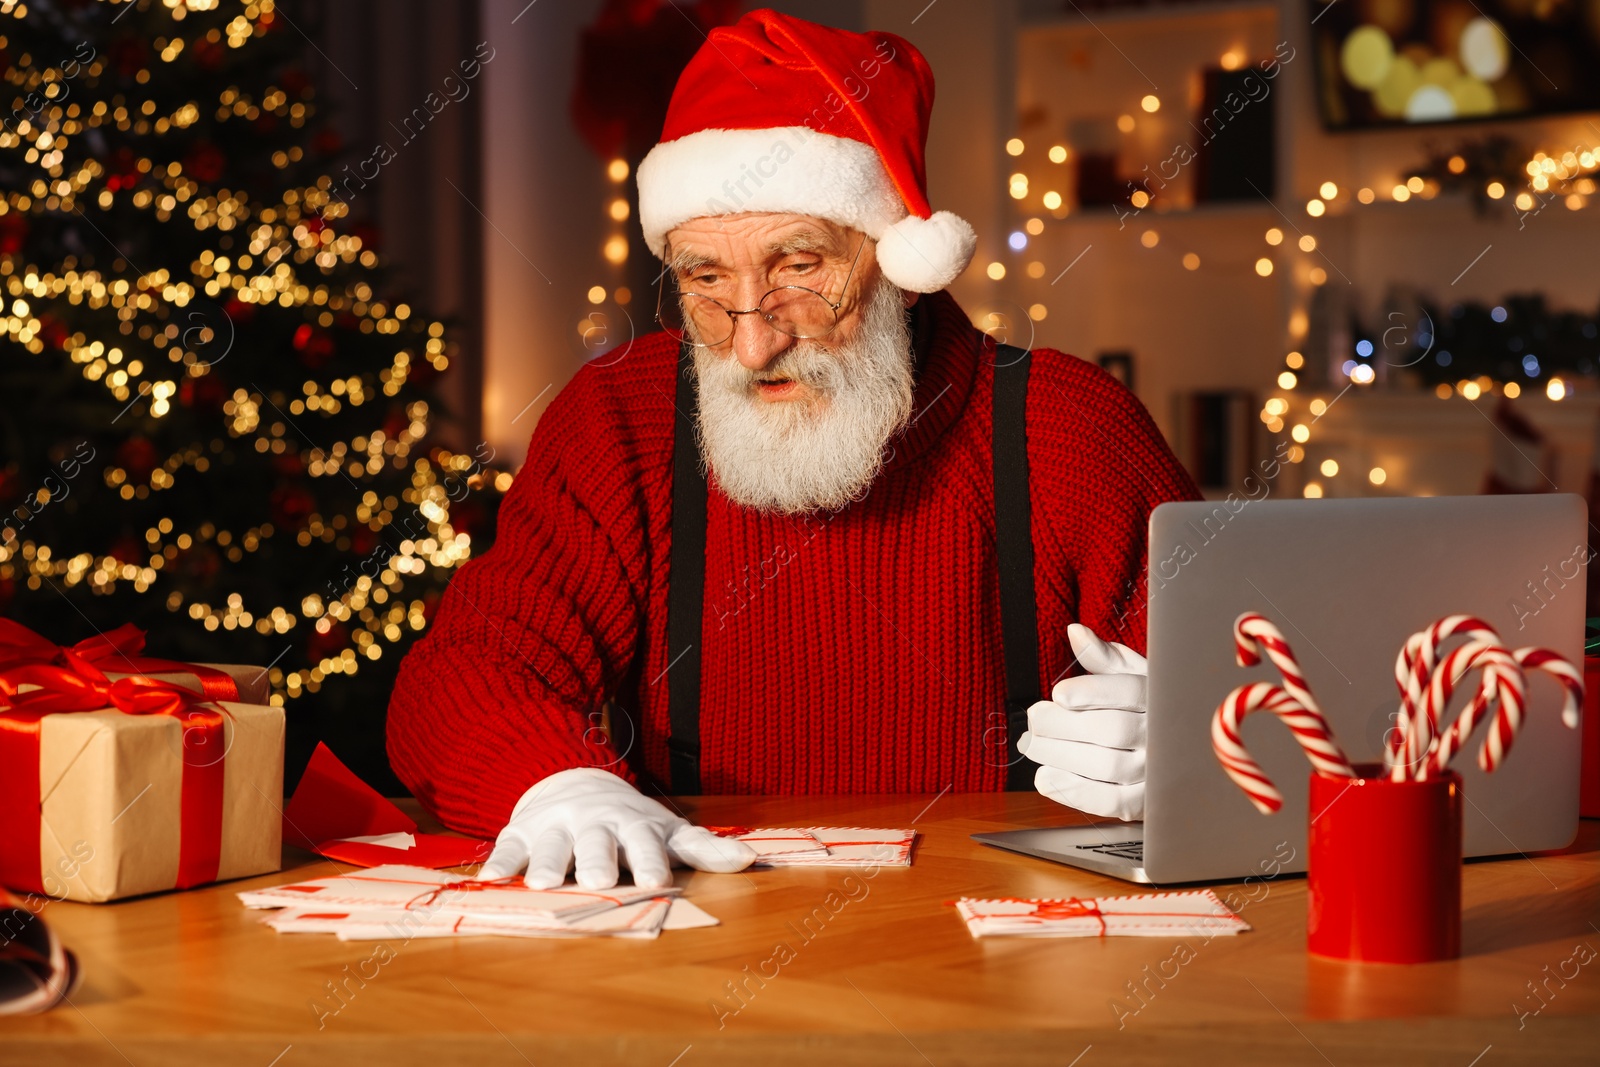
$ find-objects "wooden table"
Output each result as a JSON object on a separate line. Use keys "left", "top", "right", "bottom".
{"left": 5, "top": 794, "right": 1599, "bottom": 1065}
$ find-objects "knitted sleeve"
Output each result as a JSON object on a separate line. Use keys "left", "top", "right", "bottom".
{"left": 385, "top": 369, "right": 651, "bottom": 838}
{"left": 1031, "top": 353, "right": 1202, "bottom": 658}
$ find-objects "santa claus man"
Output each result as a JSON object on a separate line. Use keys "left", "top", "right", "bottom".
{"left": 387, "top": 10, "right": 1200, "bottom": 890}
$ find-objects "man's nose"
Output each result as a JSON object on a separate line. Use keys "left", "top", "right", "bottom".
{"left": 729, "top": 288, "right": 793, "bottom": 370}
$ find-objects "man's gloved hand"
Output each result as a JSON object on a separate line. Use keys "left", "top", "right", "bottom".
{"left": 1017, "top": 622, "right": 1148, "bottom": 822}
{"left": 476, "top": 767, "right": 757, "bottom": 890}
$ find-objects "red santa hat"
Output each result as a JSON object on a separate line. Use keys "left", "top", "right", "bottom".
{"left": 637, "top": 8, "right": 977, "bottom": 294}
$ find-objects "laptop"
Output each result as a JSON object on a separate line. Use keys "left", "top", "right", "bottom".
{"left": 973, "top": 494, "right": 1588, "bottom": 884}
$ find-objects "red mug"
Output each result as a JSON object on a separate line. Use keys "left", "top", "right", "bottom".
{"left": 1306, "top": 763, "right": 1462, "bottom": 963}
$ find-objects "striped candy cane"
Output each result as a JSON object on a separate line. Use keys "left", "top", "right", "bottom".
{"left": 1461, "top": 646, "right": 1581, "bottom": 776}
{"left": 1212, "top": 681, "right": 1356, "bottom": 814}
{"left": 1414, "top": 638, "right": 1521, "bottom": 780}
{"left": 1234, "top": 613, "right": 1323, "bottom": 714}
{"left": 1390, "top": 615, "right": 1503, "bottom": 779}
{"left": 1422, "top": 644, "right": 1582, "bottom": 778}
{"left": 1512, "top": 648, "right": 1583, "bottom": 730}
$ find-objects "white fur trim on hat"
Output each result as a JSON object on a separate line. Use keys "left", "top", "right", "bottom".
{"left": 639, "top": 127, "right": 902, "bottom": 255}
{"left": 638, "top": 126, "right": 975, "bottom": 292}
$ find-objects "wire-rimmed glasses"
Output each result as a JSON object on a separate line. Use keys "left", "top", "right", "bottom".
{"left": 656, "top": 236, "right": 867, "bottom": 348}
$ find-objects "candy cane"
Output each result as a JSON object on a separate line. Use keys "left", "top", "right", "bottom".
{"left": 1212, "top": 681, "right": 1356, "bottom": 814}
{"left": 1467, "top": 646, "right": 1582, "bottom": 775}
{"left": 1390, "top": 615, "right": 1502, "bottom": 778}
{"left": 1421, "top": 642, "right": 1583, "bottom": 777}
{"left": 1234, "top": 613, "right": 1322, "bottom": 714}
{"left": 1414, "top": 639, "right": 1521, "bottom": 780}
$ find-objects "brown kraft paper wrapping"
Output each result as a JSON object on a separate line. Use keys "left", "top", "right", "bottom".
{"left": 30, "top": 702, "right": 284, "bottom": 903}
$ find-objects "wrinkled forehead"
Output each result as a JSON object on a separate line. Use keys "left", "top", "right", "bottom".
{"left": 664, "top": 214, "right": 858, "bottom": 272}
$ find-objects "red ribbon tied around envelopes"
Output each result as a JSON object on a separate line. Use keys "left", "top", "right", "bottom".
{"left": 0, "top": 657, "right": 233, "bottom": 895}
{"left": 1032, "top": 897, "right": 1108, "bottom": 935}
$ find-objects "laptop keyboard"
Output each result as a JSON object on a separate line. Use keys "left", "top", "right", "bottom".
{"left": 1076, "top": 840, "right": 1144, "bottom": 863}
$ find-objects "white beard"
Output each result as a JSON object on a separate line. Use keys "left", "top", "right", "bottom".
{"left": 692, "top": 276, "right": 915, "bottom": 515}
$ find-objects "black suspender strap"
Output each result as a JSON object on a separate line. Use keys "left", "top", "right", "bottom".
{"left": 992, "top": 343, "right": 1041, "bottom": 791}
{"left": 666, "top": 342, "right": 708, "bottom": 795}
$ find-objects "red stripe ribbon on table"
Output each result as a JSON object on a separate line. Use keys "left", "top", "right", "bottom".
{"left": 0, "top": 619, "right": 241, "bottom": 703}
{"left": 0, "top": 657, "right": 232, "bottom": 895}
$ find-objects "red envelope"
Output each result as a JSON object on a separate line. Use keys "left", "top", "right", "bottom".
{"left": 283, "top": 743, "right": 491, "bottom": 870}
{"left": 312, "top": 835, "right": 493, "bottom": 869}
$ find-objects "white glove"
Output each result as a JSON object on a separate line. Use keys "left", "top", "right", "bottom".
{"left": 476, "top": 767, "right": 757, "bottom": 890}
{"left": 1018, "top": 623, "right": 1148, "bottom": 822}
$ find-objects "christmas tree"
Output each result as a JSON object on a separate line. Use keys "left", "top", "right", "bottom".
{"left": 0, "top": 0, "right": 504, "bottom": 785}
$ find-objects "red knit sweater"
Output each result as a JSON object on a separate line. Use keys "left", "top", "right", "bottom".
{"left": 387, "top": 290, "right": 1201, "bottom": 837}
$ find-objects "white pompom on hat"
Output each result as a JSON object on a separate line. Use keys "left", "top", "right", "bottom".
{"left": 636, "top": 9, "right": 976, "bottom": 294}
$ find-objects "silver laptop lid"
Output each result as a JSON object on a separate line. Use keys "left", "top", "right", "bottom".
{"left": 1143, "top": 494, "right": 1586, "bottom": 884}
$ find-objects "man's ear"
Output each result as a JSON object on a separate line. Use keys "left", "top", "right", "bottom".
{"left": 900, "top": 289, "right": 919, "bottom": 309}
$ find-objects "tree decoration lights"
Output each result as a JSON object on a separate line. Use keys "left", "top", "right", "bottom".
{"left": 0, "top": 0, "right": 506, "bottom": 713}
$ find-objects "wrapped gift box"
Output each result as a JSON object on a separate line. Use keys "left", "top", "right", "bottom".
{"left": 4, "top": 686, "right": 284, "bottom": 903}
{"left": 105, "top": 662, "right": 272, "bottom": 706}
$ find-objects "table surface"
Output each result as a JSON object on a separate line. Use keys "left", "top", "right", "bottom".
{"left": 4, "top": 794, "right": 1599, "bottom": 1066}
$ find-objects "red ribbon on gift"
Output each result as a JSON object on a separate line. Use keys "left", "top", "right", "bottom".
{"left": 0, "top": 656, "right": 233, "bottom": 895}
{"left": 0, "top": 619, "right": 242, "bottom": 703}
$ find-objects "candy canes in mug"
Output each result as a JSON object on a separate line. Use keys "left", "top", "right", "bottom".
{"left": 1389, "top": 614, "right": 1504, "bottom": 779}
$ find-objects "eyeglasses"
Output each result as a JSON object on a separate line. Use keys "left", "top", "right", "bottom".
{"left": 656, "top": 237, "right": 867, "bottom": 349}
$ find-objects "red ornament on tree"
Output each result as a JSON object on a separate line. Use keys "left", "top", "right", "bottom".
{"left": 312, "top": 127, "right": 343, "bottom": 157}
{"left": 190, "top": 36, "right": 226, "bottom": 71}
{"left": 292, "top": 323, "right": 335, "bottom": 368}
{"left": 381, "top": 407, "right": 408, "bottom": 440}
{"left": 106, "top": 146, "right": 141, "bottom": 191}
{"left": 116, "top": 436, "right": 161, "bottom": 482}
{"left": 183, "top": 140, "right": 227, "bottom": 184}
{"left": 279, "top": 67, "right": 311, "bottom": 98}
{"left": 222, "top": 295, "right": 256, "bottom": 323}
{"left": 175, "top": 543, "right": 221, "bottom": 584}
{"left": 352, "top": 222, "right": 381, "bottom": 253}
{"left": 448, "top": 499, "right": 487, "bottom": 540}
{"left": 107, "top": 535, "right": 143, "bottom": 565}
{"left": 269, "top": 484, "right": 315, "bottom": 529}
{"left": 306, "top": 620, "right": 349, "bottom": 662}
{"left": 177, "top": 373, "right": 227, "bottom": 412}
{"left": 407, "top": 356, "right": 440, "bottom": 388}
{"left": 350, "top": 524, "right": 379, "bottom": 557}
{"left": 0, "top": 212, "right": 29, "bottom": 255}
{"left": 36, "top": 314, "right": 68, "bottom": 351}
{"left": 109, "top": 35, "right": 148, "bottom": 78}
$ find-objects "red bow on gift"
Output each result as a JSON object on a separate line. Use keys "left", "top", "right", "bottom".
{"left": 0, "top": 655, "right": 234, "bottom": 895}
{"left": 0, "top": 619, "right": 240, "bottom": 703}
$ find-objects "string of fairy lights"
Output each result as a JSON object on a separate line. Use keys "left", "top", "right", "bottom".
{"left": 580, "top": 157, "right": 633, "bottom": 335}
{"left": 988, "top": 66, "right": 1592, "bottom": 498}
{"left": 0, "top": 0, "right": 511, "bottom": 703}
{"left": 1260, "top": 142, "right": 1591, "bottom": 499}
